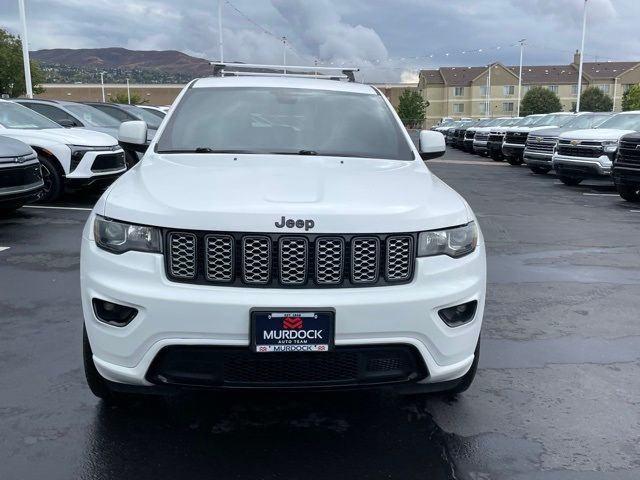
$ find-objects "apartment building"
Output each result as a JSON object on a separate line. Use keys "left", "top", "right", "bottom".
{"left": 418, "top": 51, "right": 640, "bottom": 127}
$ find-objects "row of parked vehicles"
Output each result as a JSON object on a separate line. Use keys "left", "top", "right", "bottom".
{"left": 0, "top": 99, "right": 169, "bottom": 211}
{"left": 434, "top": 111, "right": 640, "bottom": 202}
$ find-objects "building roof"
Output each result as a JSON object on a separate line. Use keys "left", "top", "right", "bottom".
{"left": 439, "top": 66, "right": 487, "bottom": 86}
{"left": 581, "top": 62, "right": 638, "bottom": 79}
{"left": 506, "top": 65, "right": 579, "bottom": 85}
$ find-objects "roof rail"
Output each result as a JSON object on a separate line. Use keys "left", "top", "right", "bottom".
{"left": 210, "top": 62, "right": 359, "bottom": 82}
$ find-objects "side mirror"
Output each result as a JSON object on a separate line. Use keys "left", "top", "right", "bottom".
{"left": 57, "top": 119, "right": 76, "bottom": 128}
{"left": 118, "top": 120, "right": 148, "bottom": 146}
{"left": 418, "top": 130, "right": 446, "bottom": 160}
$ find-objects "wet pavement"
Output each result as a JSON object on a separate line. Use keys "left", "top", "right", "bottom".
{"left": 1, "top": 149, "right": 640, "bottom": 479}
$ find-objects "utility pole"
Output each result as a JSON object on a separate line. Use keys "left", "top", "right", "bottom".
{"left": 126, "top": 78, "right": 130, "bottom": 104}
{"left": 517, "top": 39, "right": 526, "bottom": 117}
{"left": 100, "top": 72, "right": 105, "bottom": 102}
{"left": 18, "top": 0, "right": 33, "bottom": 98}
{"left": 576, "top": 0, "right": 588, "bottom": 112}
{"left": 282, "top": 36, "right": 287, "bottom": 73}
{"left": 218, "top": 0, "right": 224, "bottom": 62}
{"left": 612, "top": 77, "right": 618, "bottom": 112}
{"left": 486, "top": 64, "right": 492, "bottom": 118}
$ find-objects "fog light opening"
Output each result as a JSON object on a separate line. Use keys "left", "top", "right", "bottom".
{"left": 438, "top": 300, "right": 478, "bottom": 327}
{"left": 92, "top": 298, "right": 138, "bottom": 327}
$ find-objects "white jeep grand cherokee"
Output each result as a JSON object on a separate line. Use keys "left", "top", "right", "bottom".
{"left": 81, "top": 73, "right": 486, "bottom": 401}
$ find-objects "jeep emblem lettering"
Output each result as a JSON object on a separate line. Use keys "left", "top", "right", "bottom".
{"left": 275, "top": 216, "right": 315, "bottom": 231}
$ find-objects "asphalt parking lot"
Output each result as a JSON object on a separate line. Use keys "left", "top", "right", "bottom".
{"left": 1, "top": 149, "right": 640, "bottom": 480}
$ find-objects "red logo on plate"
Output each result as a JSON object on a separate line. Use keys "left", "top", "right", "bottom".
{"left": 283, "top": 316, "right": 303, "bottom": 329}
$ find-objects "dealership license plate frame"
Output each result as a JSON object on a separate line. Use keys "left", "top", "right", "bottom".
{"left": 250, "top": 308, "right": 335, "bottom": 353}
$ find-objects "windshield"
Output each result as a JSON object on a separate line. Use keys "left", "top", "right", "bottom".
{"left": 596, "top": 114, "right": 640, "bottom": 131}
{"left": 141, "top": 107, "right": 166, "bottom": 119}
{"left": 535, "top": 114, "right": 573, "bottom": 127}
{"left": 502, "top": 117, "right": 523, "bottom": 126}
{"left": 0, "top": 102, "right": 61, "bottom": 129}
{"left": 119, "top": 105, "right": 162, "bottom": 129}
{"left": 520, "top": 115, "right": 545, "bottom": 126}
{"left": 156, "top": 87, "right": 414, "bottom": 160}
{"left": 65, "top": 104, "right": 121, "bottom": 127}
{"left": 563, "top": 114, "right": 611, "bottom": 130}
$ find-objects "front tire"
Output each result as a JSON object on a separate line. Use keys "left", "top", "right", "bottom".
{"left": 559, "top": 175, "right": 582, "bottom": 186}
{"left": 530, "top": 166, "right": 551, "bottom": 174}
{"left": 616, "top": 184, "right": 640, "bottom": 202}
{"left": 38, "top": 155, "right": 64, "bottom": 202}
{"left": 507, "top": 156, "right": 524, "bottom": 166}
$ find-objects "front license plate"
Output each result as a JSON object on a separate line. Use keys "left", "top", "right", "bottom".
{"left": 251, "top": 311, "right": 334, "bottom": 353}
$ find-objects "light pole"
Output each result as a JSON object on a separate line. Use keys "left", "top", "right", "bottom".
{"left": 282, "top": 36, "right": 287, "bottom": 73}
{"left": 485, "top": 64, "right": 492, "bottom": 118}
{"left": 18, "top": 0, "right": 33, "bottom": 98}
{"left": 100, "top": 72, "right": 105, "bottom": 102}
{"left": 517, "top": 39, "right": 526, "bottom": 117}
{"left": 576, "top": 0, "right": 588, "bottom": 112}
{"left": 218, "top": 0, "right": 224, "bottom": 62}
{"left": 126, "top": 78, "right": 130, "bottom": 104}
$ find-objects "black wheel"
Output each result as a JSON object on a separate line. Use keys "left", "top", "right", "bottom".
{"left": 530, "top": 166, "right": 551, "bottom": 174}
{"left": 616, "top": 184, "right": 640, "bottom": 202}
{"left": 507, "top": 156, "right": 524, "bottom": 166}
{"left": 558, "top": 175, "right": 582, "bottom": 186}
{"left": 490, "top": 152, "right": 503, "bottom": 162}
{"left": 124, "top": 149, "right": 138, "bottom": 169}
{"left": 441, "top": 338, "right": 480, "bottom": 395}
{"left": 479, "top": 151, "right": 488, "bottom": 157}
{"left": 83, "top": 326, "right": 142, "bottom": 405}
{"left": 37, "top": 155, "right": 64, "bottom": 202}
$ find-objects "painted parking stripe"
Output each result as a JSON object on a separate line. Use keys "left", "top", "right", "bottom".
{"left": 23, "top": 205, "right": 92, "bottom": 212}
{"left": 0, "top": 247, "right": 10, "bottom": 253}
{"left": 582, "top": 193, "right": 620, "bottom": 197}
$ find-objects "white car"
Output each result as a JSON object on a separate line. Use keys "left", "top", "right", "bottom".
{"left": 552, "top": 111, "right": 640, "bottom": 186}
{"left": 502, "top": 113, "right": 574, "bottom": 165}
{"left": 0, "top": 100, "right": 126, "bottom": 202}
{"left": 80, "top": 73, "right": 486, "bottom": 402}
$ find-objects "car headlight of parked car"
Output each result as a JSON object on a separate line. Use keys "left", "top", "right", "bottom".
{"left": 68, "top": 145, "right": 111, "bottom": 171}
{"left": 94, "top": 216, "right": 162, "bottom": 254}
{"left": 602, "top": 141, "right": 619, "bottom": 153}
{"left": 417, "top": 222, "right": 478, "bottom": 258}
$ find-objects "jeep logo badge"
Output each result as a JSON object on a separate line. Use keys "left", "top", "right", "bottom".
{"left": 275, "top": 216, "right": 315, "bottom": 231}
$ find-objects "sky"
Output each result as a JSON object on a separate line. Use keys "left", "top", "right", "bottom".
{"left": 2, "top": 0, "right": 640, "bottom": 83}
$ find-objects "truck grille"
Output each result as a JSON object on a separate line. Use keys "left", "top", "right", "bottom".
{"left": 465, "top": 130, "right": 476, "bottom": 140}
{"left": 557, "top": 140, "right": 603, "bottom": 158}
{"left": 505, "top": 132, "right": 528, "bottom": 145}
{"left": 474, "top": 133, "right": 489, "bottom": 142}
{"left": 617, "top": 139, "right": 640, "bottom": 167}
{"left": 488, "top": 133, "right": 504, "bottom": 143}
{"left": 525, "top": 136, "right": 557, "bottom": 153}
{"left": 0, "top": 163, "right": 42, "bottom": 190}
{"left": 165, "top": 231, "right": 416, "bottom": 288}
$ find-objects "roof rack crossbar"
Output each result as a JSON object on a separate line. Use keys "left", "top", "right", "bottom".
{"left": 210, "top": 62, "right": 359, "bottom": 82}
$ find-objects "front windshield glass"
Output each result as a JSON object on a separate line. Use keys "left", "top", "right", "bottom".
{"left": 65, "top": 104, "right": 120, "bottom": 127}
{"left": 157, "top": 87, "right": 414, "bottom": 160}
{"left": 0, "top": 102, "right": 61, "bottom": 129}
{"left": 564, "top": 114, "right": 611, "bottom": 130}
{"left": 120, "top": 105, "right": 162, "bottom": 129}
{"left": 503, "top": 117, "right": 523, "bottom": 126}
{"left": 595, "top": 114, "right": 640, "bottom": 131}
{"left": 520, "top": 115, "right": 544, "bottom": 126}
{"left": 535, "top": 114, "right": 573, "bottom": 127}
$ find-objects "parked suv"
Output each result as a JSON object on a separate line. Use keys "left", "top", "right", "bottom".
{"left": 473, "top": 117, "right": 520, "bottom": 158}
{"left": 0, "top": 100, "right": 126, "bottom": 202}
{"left": 502, "top": 113, "right": 573, "bottom": 165}
{"left": 613, "top": 133, "right": 640, "bottom": 202}
{"left": 0, "top": 136, "right": 43, "bottom": 211}
{"left": 81, "top": 73, "right": 486, "bottom": 402}
{"left": 553, "top": 112, "right": 640, "bottom": 186}
{"left": 523, "top": 112, "right": 611, "bottom": 174}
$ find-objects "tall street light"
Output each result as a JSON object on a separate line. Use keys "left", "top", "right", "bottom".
{"left": 218, "top": 0, "right": 224, "bottom": 62}
{"left": 576, "top": 0, "right": 588, "bottom": 112}
{"left": 517, "top": 39, "right": 526, "bottom": 117}
{"left": 100, "top": 72, "right": 106, "bottom": 102}
{"left": 126, "top": 78, "right": 131, "bottom": 104}
{"left": 18, "top": 0, "right": 33, "bottom": 98}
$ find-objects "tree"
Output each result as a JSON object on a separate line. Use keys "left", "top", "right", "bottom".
{"left": 579, "top": 87, "right": 612, "bottom": 112}
{"left": 0, "top": 28, "right": 45, "bottom": 97}
{"left": 397, "top": 89, "right": 428, "bottom": 128}
{"left": 621, "top": 85, "right": 640, "bottom": 111}
{"left": 108, "top": 91, "right": 147, "bottom": 105}
{"left": 519, "top": 86, "right": 562, "bottom": 116}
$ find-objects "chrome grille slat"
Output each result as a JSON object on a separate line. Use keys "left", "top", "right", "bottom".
{"left": 315, "top": 237, "right": 345, "bottom": 285}
{"left": 279, "top": 237, "right": 308, "bottom": 285}
{"left": 351, "top": 237, "right": 380, "bottom": 284}
{"left": 386, "top": 236, "right": 413, "bottom": 281}
{"left": 168, "top": 233, "right": 197, "bottom": 279}
{"left": 242, "top": 236, "right": 271, "bottom": 284}
{"left": 205, "top": 234, "right": 234, "bottom": 282}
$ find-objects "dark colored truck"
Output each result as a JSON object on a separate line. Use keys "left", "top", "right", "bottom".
{"left": 613, "top": 133, "right": 640, "bottom": 202}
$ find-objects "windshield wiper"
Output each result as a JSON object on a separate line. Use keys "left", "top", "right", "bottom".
{"left": 156, "top": 148, "right": 261, "bottom": 154}
{"left": 269, "top": 149, "right": 318, "bottom": 155}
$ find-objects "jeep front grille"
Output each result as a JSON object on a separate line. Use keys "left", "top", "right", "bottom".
{"left": 165, "top": 231, "right": 416, "bottom": 288}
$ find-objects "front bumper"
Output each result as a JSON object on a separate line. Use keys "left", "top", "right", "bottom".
{"left": 502, "top": 143, "right": 525, "bottom": 158}
{"left": 473, "top": 140, "right": 488, "bottom": 153}
{"left": 81, "top": 223, "right": 486, "bottom": 390}
{"left": 612, "top": 165, "right": 640, "bottom": 186}
{"left": 552, "top": 154, "right": 612, "bottom": 179}
{"left": 66, "top": 148, "right": 127, "bottom": 181}
{"left": 523, "top": 150, "right": 553, "bottom": 167}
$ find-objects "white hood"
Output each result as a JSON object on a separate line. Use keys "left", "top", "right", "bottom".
{"left": 0, "top": 127, "right": 117, "bottom": 147}
{"left": 102, "top": 154, "right": 471, "bottom": 233}
{"left": 558, "top": 128, "right": 635, "bottom": 142}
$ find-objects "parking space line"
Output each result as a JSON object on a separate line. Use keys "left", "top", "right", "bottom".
{"left": 582, "top": 193, "right": 620, "bottom": 197}
{"left": 429, "top": 159, "right": 507, "bottom": 166}
{"left": 630, "top": 210, "right": 640, "bottom": 213}
{"left": 0, "top": 247, "right": 10, "bottom": 253}
{"left": 23, "top": 205, "right": 92, "bottom": 212}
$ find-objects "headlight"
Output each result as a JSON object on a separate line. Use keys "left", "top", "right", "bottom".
{"left": 68, "top": 145, "right": 118, "bottom": 171}
{"left": 417, "top": 222, "right": 478, "bottom": 258}
{"left": 602, "top": 140, "right": 618, "bottom": 153}
{"left": 94, "top": 216, "right": 161, "bottom": 254}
